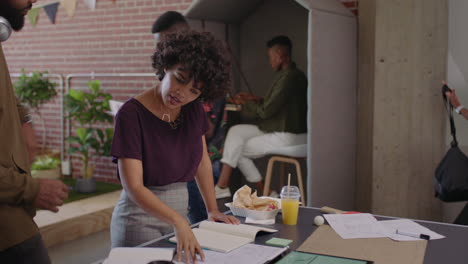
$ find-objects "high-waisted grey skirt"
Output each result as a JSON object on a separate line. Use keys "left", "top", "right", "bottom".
{"left": 110, "top": 182, "right": 188, "bottom": 247}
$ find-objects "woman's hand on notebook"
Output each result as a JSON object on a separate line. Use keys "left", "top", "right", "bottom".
{"left": 174, "top": 220, "right": 205, "bottom": 263}
{"left": 208, "top": 210, "right": 240, "bottom": 225}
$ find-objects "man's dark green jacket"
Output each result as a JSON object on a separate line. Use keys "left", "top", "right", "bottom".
{"left": 243, "top": 63, "right": 307, "bottom": 133}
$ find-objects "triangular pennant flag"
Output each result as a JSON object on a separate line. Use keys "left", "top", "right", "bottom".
{"left": 83, "top": 0, "right": 96, "bottom": 10}
{"left": 60, "top": 0, "right": 78, "bottom": 17}
{"left": 27, "top": 7, "right": 40, "bottom": 26}
{"left": 43, "top": 2, "right": 59, "bottom": 24}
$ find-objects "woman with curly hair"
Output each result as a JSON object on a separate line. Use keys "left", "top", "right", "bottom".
{"left": 110, "top": 30, "right": 239, "bottom": 262}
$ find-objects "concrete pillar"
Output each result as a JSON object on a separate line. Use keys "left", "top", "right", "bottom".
{"left": 357, "top": 0, "right": 447, "bottom": 220}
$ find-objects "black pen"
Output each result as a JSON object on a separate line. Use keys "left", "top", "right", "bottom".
{"left": 396, "top": 229, "right": 431, "bottom": 240}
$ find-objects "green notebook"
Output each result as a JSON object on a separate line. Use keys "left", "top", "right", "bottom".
{"left": 276, "top": 251, "right": 372, "bottom": 264}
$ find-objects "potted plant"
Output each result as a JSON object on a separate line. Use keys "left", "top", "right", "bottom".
{"left": 64, "top": 80, "right": 113, "bottom": 193}
{"left": 31, "top": 155, "right": 61, "bottom": 179}
{"left": 14, "top": 70, "right": 58, "bottom": 153}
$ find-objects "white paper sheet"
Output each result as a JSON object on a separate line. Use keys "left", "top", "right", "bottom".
{"left": 103, "top": 247, "right": 174, "bottom": 264}
{"left": 379, "top": 219, "right": 446, "bottom": 241}
{"left": 323, "top": 213, "right": 446, "bottom": 241}
{"left": 173, "top": 244, "right": 288, "bottom": 264}
{"left": 245, "top": 217, "right": 275, "bottom": 225}
{"left": 323, "top": 213, "right": 388, "bottom": 239}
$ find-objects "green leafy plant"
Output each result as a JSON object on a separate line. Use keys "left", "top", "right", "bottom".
{"left": 31, "top": 156, "right": 61, "bottom": 171}
{"left": 14, "top": 70, "right": 58, "bottom": 151}
{"left": 65, "top": 80, "right": 113, "bottom": 179}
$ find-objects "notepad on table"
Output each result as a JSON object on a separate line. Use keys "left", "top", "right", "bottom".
{"left": 169, "top": 220, "right": 277, "bottom": 253}
{"left": 276, "top": 251, "right": 372, "bottom": 264}
{"left": 103, "top": 247, "right": 174, "bottom": 264}
{"left": 173, "top": 244, "right": 288, "bottom": 264}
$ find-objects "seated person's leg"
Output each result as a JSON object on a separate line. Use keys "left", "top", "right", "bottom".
{"left": 217, "top": 164, "right": 233, "bottom": 188}
{"left": 238, "top": 156, "right": 264, "bottom": 192}
{"left": 216, "top": 124, "right": 264, "bottom": 192}
{"left": 239, "top": 132, "right": 306, "bottom": 195}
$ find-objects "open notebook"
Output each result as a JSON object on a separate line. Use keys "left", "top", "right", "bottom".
{"left": 103, "top": 247, "right": 174, "bottom": 264}
{"left": 169, "top": 221, "right": 277, "bottom": 253}
{"left": 173, "top": 243, "right": 288, "bottom": 264}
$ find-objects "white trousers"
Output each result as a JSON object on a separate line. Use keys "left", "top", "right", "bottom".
{"left": 220, "top": 124, "right": 307, "bottom": 183}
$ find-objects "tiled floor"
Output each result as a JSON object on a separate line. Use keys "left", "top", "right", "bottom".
{"left": 48, "top": 229, "right": 111, "bottom": 264}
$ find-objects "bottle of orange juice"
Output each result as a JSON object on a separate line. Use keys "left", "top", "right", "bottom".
{"left": 280, "top": 186, "right": 301, "bottom": 225}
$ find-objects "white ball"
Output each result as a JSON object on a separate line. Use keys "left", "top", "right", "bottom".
{"left": 314, "top": 215, "right": 325, "bottom": 226}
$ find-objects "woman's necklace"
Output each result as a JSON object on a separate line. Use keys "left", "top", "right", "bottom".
{"left": 161, "top": 111, "right": 183, "bottom": 129}
{"left": 154, "top": 87, "right": 182, "bottom": 129}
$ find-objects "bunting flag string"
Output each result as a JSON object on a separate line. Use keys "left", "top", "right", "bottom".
{"left": 27, "top": 0, "right": 115, "bottom": 26}
{"left": 26, "top": 7, "right": 41, "bottom": 26}
{"left": 43, "top": 2, "right": 59, "bottom": 24}
{"left": 60, "top": 0, "right": 78, "bottom": 18}
{"left": 83, "top": 0, "right": 96, "bottom": 11}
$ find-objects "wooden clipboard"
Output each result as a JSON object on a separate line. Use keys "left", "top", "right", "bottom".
{"left": 297, "top": 225, "right": 427, "bottom": 264}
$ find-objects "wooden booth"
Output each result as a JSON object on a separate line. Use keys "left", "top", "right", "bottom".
{"left": 185, "top": 0, "right": 357, "bottom": 209}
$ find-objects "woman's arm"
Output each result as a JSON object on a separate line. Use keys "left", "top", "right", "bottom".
{"left": 118, "top": 158, "right": 205, "bottom": 263}
{"left": 195, "top": 136, "right": 240, "bottom": 224}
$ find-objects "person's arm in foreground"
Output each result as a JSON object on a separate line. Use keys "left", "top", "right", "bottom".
{"left": 0, "top": 166, "right": 68, "bottom": 212}
{"left": 118, "top": 158, "right": 205, "bottom": 263}
{"left": 445, "top": 88, "right": 468, "bottom": 120}
{"left": 21, "top": 122, "right": 38, "bottom": 164}
{"left": 3, "top": 99, "right": 67, "bottom": 211}
{"left": 195, "top": 136, "right": 240, "bottom": 224}
{"left": 17, "top": 99, "right": 38, "bottom": 164}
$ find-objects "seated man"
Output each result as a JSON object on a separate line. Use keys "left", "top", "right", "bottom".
{"left": 215, "top": 35, "right": 307, "bottom": 199}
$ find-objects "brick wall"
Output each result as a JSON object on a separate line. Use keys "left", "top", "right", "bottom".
{"left": 4, "top": 0, "right": 357, "bottom": 182}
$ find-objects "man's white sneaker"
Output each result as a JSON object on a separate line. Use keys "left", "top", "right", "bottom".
{"left": 215, "top": 185, "right": 232, "bottom": 199}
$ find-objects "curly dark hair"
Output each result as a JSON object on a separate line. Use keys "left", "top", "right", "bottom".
{"left": 152, "top": 30, "right": 231, "bottom": 102}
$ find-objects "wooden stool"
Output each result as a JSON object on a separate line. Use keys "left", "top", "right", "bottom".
{"left": 263, "top": 155, "right": 306, "bottom": 206}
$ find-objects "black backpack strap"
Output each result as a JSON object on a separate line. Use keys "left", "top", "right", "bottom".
{"left": 442, "top": 85, "right": 458, "bottom": 147}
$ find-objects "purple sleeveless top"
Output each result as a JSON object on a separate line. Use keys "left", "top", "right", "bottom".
{"left": 111, "top": 98, "right": 208, "bottom": 186}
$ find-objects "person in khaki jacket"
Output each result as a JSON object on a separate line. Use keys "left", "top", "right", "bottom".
{"left": 0, "top": 1, "right": 69, "bottom": 263}
{"left": 17, "top": 99, "right": 38, "bottom": 164}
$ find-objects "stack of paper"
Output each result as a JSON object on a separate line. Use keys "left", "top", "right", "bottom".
{"left": 323, "top": 213, "right": 445, "bottom": 241}
{"left": 380, "top": 219, "right": 445, "bottom": 241}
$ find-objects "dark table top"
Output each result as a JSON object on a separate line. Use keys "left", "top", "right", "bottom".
{"left": 136, "top": 207, "right": 468, "bottom": 264}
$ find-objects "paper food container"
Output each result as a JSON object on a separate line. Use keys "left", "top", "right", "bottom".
{"left": 225, "top": 197, "right": 281, "bottom": 220}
